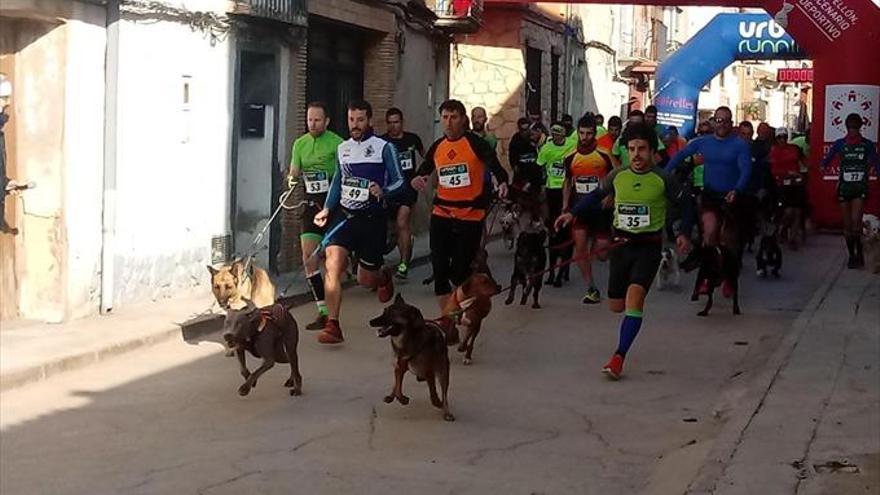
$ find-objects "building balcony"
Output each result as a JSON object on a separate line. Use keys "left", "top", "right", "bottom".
{"left": 430, "top": 0, "right": 483, "bottom": 33}
{"left": 227, "top": 0, "right": 307, "bottom": 27}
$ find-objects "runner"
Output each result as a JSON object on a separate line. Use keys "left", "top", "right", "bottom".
{"left": 561, "top": 115, "right": 614, "bottom": 303}
{"left": 381, "top": 107, "right": 425, "bottom": 279}
{"left": 666, "top": 106, "right": 751, "bottom": 249}
{"left": 738, "top": 120, "right": 772, "bottom": 255}
{"left": 769, "top": 127, "right": 807, "bottom": 249}
{"left": 411, "top": 99, "right": 509, "bottom": 311}
{"left": 597, "top": 116, "right": 622, "bottom": 167}
{"left": 471, "top": 106, "right": 498, "bottom": 152}
{"left": 539, "top": 123, "right": 577, "bottom": 286}
{"left": 821, "top": 113, "right": 880, "bottom": 268}
{"left": 313, "top": 99, "right": 403, "bottom": 344}
{"left": 613, "top": 110, "right": 666, "bottom": 168}
{"left": 562, "top": 113, "right": 578, "bottom": 149}
{"left": 645, "top": 105, "right": 665, "bottom": 137}
{"left": 287, "top": 101, "right": 343, "bottom": 330}
{"left": 509, "top": 117, "right": 542, "bottom": 193}
{"left": 555, "top": 123, "right": 694, "bottom": 380}
{"left": 595, "top": 113, "right": 607, "bottom": 137}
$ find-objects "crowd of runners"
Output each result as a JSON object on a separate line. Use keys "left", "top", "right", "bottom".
{"left": 286, "top": 98, "right": 879, "bottom": 379}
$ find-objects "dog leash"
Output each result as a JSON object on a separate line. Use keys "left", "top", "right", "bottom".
{"left": 277, "top": 216, "right": 349, "bottom": 297}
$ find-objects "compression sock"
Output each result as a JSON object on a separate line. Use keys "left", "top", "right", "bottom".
{"left": 845, "top": 236, "right": 856, "bottom": 259}
{"left": 615, "top": 310, "right": 644, "bottom": 357}
{"left": 307, "top": 272, "right": 327, "bottom": 315}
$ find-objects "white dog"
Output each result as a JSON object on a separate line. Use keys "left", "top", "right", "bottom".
{"left": 656, "top": 246, "right": 681, "bottom": 290}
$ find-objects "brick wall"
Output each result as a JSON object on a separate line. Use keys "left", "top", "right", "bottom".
{"left": 278, "top": 39, "right": 308, "bottom": 273}
{"left": 363, "top": 31, "right": 398, "bottom": 136}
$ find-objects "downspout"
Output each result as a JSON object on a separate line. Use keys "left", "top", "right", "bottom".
{"left": 100, "top": 0, "right": 120, "bottom": 314}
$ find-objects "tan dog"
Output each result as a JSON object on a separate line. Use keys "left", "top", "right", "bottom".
{"left": 207, "top": 258, "right": 276, "bottom": 310}
{"left": 443, "top": 273, "right": 498, "bottom": 365}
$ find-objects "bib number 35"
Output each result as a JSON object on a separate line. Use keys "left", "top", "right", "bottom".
{"left": 618, "top": 204, "right": 650, "bottom": 231}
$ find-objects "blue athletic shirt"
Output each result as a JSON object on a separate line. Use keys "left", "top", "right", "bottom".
{"left": 325, "top": 131, "right": 404, "bottom": 213}
{"left": 666, "top": 134, "right": 751, "bottom": 194}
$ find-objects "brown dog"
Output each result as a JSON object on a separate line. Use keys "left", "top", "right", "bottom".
{"left": 207, "top": 258, "right": 276, "bottom": 310}
{"left": 443, "top": 273, "right": 498, "bottom": 365}
{"left": 370, "top": 294, "right": 455, "bottom": 421}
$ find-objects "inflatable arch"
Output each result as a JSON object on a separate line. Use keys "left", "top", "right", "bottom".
{"left": 490, "top": 0, "right": 880, "bottom": 227}
{"left": 654, "top": 13, "right": 805, "bottom": 138}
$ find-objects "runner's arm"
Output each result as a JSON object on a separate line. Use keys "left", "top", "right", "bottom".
{"left": 866, "top": 139, "right": 880, "bottom": 175}
{"left": 289, "top": 139, "right": 302, "bottom": 178}
{"left": 734, "top": 140, "right": 752, "bottom": 192}
{"left": 562, "top": 155, "right": 573, "bottom": 212}
{"left": 324, "top": 167, "right": 342, "bottom": 211}
{"left": 665, "top": 138, "right": 699, "bottom": 173}
{"left": 381, "top": 143, "right": 404, "bottom": 196}
{"left": 571, "top": 168, "right": 618, "bottom": 217}
{"left": 468, "top": 133, "right": 509, "bottom": 184}
{"left": 820, "top": 139, "right": 844, "bottom": 169}
{"left": 414, "top": 138, "right": 440, "bottom": 178}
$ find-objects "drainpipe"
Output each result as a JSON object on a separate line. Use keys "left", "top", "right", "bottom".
{"left": 100, "top": 0, "right": 120, "bottom": 314}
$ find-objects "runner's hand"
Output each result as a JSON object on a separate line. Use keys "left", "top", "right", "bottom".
{"left": 725, "top": 190, "right": 737, "bottom": 204}
{"left": 287, "top": 175, "right": 297, "bottom": 190}
{"left": 369, "top": 182, "right": 383, "bottom": 199}
{"left": 411, "top": 175, "right": 429, "bottom": 192}
{"left": 601, "top": 195, "right": 614, "bottom": 209}
{"left": 676, "top": 234, "right": 692, "bottom": 256}
{"left": 314, "top": 208, "right": 330, "bottom": 227}
{"left": 496, "top": 182, "right": 508, "bottom": 199}
{"left": 554, "top": 213, "right": 574, "bottom": 231}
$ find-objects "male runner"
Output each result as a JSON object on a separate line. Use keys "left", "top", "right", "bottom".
{"left": 539, "top": 123, "right": 577, "bottom": 286}
{"left": 821, "top": 113, "right": 880, "bottom": 268}
{"left": 562, "top": 115, "right": 614, "bottom": 303}
{"left": 411, "top": 99, "right": 509, "bottom": 311}
{"left": 556, "top": 123, "right": 694, "bottom": 379}
{"left": 769, "top": 127, "right": 807, "bottom": 249}
{"left": 288, "top": 101, "right": 343, "bottom": 330}
{"left": 613, "top": 110, "right": 666, "bottom": 167}
{"left": 313, "top": 100, "right": 403, "bottom": 344}
{"left": 381, "top": 107, "right": 425, "bottom": 279}
{"left": 666, "top": 106, "right": 751, "bottom": 248}
{"left": 597, "top": 116, "right": 622, "bottom": 167}
{"left": 471, "top": 106, "right": 498, "bottom": 152}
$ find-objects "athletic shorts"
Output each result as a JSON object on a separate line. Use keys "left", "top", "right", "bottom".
{"left": 779, "top": 184, "right": 807, "bottom": 209}
{"left": 326, "top": 209, "right": 386, "bottom": 270}
{"left": 837, "top": 182, "right": 868, "bottom": 202}
{"left": 574, "top": 209, "right": 612, "bottom": 236}
{"left": 607, "top": 238, "right": 662, "bottom": 300}
{"left": 299, "top": 193, "right": 328, "bottom": 239}
{"left": 387, "top": 183, "right": 418, "bottom": 208}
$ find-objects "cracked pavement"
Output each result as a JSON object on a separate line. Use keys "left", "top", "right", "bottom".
{"left": 1, "top": 235, "right": 876, "bottom": 494}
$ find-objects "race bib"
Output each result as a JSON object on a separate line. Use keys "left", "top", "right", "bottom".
{"left": 617, "top": 204, "right": 650, "bottom": 231}
{"left": 575, "top": 176, "right": 599, "bottom": 194}
{"left": 303, "top": 171, "right": 329, "bottom": 194}
{"left": 843, "top": 171, "right": 865, "bottom": 182}
{"left": 439, "top": 164, "right": 471, "bottom": 189}
{"left": 341, "top": 177, "right": 370, "bottom": 203}
{"left": 399, "top": 150, "right": 414, "bottom": 171}
{"left": 549, "top": 162, "right": 565, "bottom": 177}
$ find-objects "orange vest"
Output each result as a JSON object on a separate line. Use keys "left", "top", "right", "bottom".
{"left": 431, "top": 137, "right": 488, "bottom": 221}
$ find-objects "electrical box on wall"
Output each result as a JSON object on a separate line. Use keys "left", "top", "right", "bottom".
{"left": 241, "top": 104, "right": 266, "bottom": 138}
{"left": 211, "top": 234, "right": 232, "bottom": 265}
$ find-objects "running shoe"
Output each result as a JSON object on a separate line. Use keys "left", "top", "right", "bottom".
{"left": 305, "top": 314, "right": 327, "bottom": 331}
{"left": 582, "top": 287, "right": 601, "bottom": 304}
{"left": 602, "top": 353, "right": 624, "bottom": 380}
{"left": 317, "top": 319, "right": 344, "bottom": 344}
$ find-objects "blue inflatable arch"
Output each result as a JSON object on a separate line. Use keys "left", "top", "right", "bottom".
{"left": 654, "top": 13, "right": 807, "bottom": 137}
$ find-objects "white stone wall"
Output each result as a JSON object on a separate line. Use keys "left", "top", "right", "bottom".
{"left": 111, "top": 16, "right": 233, "bottom": 305}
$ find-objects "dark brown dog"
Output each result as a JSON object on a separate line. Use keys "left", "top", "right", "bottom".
{"left": 222, "top": 302, "right": 302, "bottom": 397}
{"left": 681, "top": 245, "right": 742, "bottom": 317}
{"left": 443, "top": 273, "right": 498, "bottom": 365}
{"left": 370, "top": 294, "right": 454, "bottom": 421}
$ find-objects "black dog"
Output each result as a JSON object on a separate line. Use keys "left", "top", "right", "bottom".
{"left": 370, "top": 294, "right": 455, "bottom": 421}
{"left": 681, "top": 245, "right": 742, "bottom": 316}
{"left": 505, "top": 230, "right": 547, "bottom": 309}
{"left": 222, "top": 302, "right": 303, "bottom": 397}
{"left": 756, "top": 234, "right": 782, "bottom": 278}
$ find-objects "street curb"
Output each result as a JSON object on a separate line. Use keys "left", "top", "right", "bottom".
{"left": 681, "top": 252, "right": 846, "bottom": 495}
{"left": 0, "top": 244, "right": 441, "bottom": 392}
